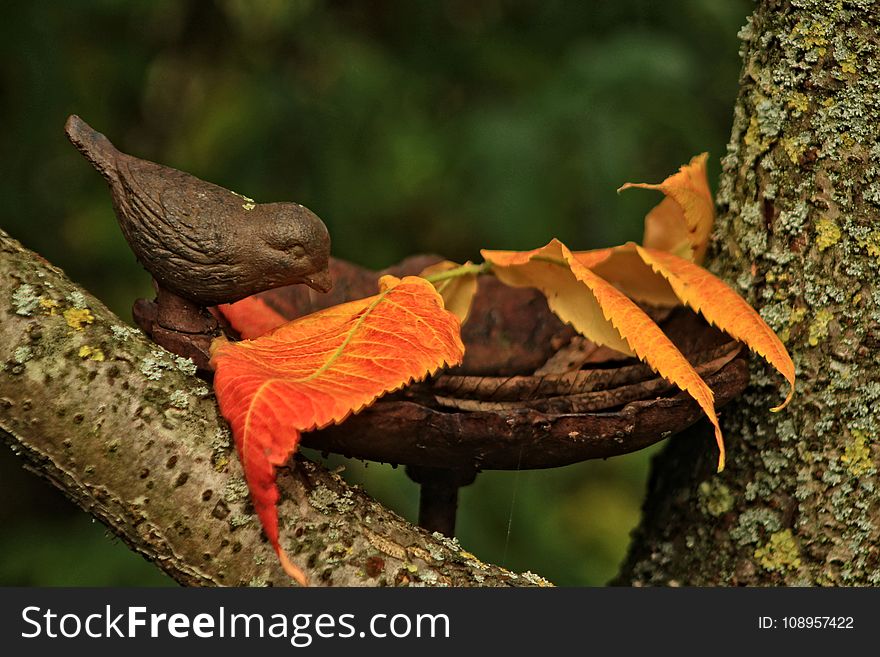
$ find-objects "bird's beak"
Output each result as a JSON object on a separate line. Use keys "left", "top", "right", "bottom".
{"left": 305, "top": 268, "right": 333, "bottom": 293}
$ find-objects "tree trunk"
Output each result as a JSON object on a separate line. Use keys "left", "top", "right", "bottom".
{"left": 617, "top": 0, "right": 880, "bottom": 585}
{"left": 0, "top": 228, "right": 547, "bottom": 587}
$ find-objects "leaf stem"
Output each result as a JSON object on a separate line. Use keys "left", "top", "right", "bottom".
{"left": 422, "top": 261, "right": 492, "bottom": 283}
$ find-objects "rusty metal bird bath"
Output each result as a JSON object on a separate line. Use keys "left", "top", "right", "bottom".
{"left": 69, "top": 118, "right": 750, "bottom": 542}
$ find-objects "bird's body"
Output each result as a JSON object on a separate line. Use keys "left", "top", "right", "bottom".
{"left": 65, "top": 115, "right": 331, "bottom": 306}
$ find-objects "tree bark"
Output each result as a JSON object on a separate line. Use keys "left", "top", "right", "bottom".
{"left": 0, "top": 228, "right": 548, "bottom": 587}
{"left": 617, "top": 0, "right": 880, "bottom": 585}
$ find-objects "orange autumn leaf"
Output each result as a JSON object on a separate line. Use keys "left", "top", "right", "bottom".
{"left": 419, "top": 260, "right": 479, "bottom": 324}
{"left": 619, "top": 152, "right": 715, "bottom": 264}
{"left": 632, "top": 244, "right": 795, "bottom": 410}
{"left": 482, "top": 239, "right": 726, "bottom": 470}
{"left": 571, "top": 247, "right": 612, "bottom": 269}
{"left": 217, "top": 295, "right": 287, "bottom": 340}
{"left": 575, "top": 246, "right": 681, "bottom": 308}
{"left": 572, "top": 242, "right": 795, "bottom": 410}
{"left": 482, "top": 241, "right": 634, "bottom": 356}
{"left": 210, "top": 275, "right": 465, "bottom": 585}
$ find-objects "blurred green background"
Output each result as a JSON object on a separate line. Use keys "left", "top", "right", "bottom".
{"left": 0, "top": 0, "right": 749, "bottom": 586}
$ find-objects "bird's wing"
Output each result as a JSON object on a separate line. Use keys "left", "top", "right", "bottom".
{"left": 156, "top": 181, "right": 230, "bottom": 260}
{"left": 117, "top": 157, "right": 232, "bottom": 262}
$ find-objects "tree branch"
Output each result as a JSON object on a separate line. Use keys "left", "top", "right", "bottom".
{"left": 0, "top": 228, "right": 548, "bottom": 587}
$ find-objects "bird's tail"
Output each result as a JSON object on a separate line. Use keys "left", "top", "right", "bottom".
{"left": 65, "top": 115, "right": 119, "bottom": 181}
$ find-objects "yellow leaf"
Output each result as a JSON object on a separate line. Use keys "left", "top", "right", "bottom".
{"left": 482, "top": 241, "right": 634, "bottom": 356}
{"left": 619, "top": 153, "right": 715, "bottom": 264}
{"left": 632, "top": 244, "right": 795, "bottom": 410}
{"left": 483, "top": 239, "right": 726, "bottom": 470}
{"left": 572, "top": 247, "right": 613, "bottom": 269}
{"left": 419, "top": 260, "right": 478, "bottom": 325}
{"left": 575, "top": 246, "right": 680, "bottom": 307}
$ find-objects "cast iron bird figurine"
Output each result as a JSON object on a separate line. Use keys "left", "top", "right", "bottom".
{"left": 65, "top": 114, "right": 332, "bottom": 368}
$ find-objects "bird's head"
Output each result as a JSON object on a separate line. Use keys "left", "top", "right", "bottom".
{"left": 257, "top": 202, "right": 332, "bottom": 293}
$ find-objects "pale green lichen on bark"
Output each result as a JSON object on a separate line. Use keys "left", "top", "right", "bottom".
{"left": 223, "top": 476, "right": 251, "bottom": 503}
{"left": 815, "top": 216, "right": 842, "bottom": 250}
{"left": 308, "top": 485, "right": 356, "bottom": 514}
{"left": 619, "top": 0, "right": 880, "bottom": 586}
{"left": 12, "top": 283, "right": 40, "bottom": 316}
{"left": 841, "top": 429, "right": 874, "bottom": 476}
{"left": 755, "top": 529, "right": 802, "bottom": 573}
{"left": 698, "top": 480, "right": 734, "bottom": 516}
{"left": 169, "top": 389, "right": 190, "bottom": 409}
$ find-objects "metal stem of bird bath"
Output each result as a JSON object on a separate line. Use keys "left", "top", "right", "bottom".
{"left": 406, "top": 466, "right": 477, "bottom": 536}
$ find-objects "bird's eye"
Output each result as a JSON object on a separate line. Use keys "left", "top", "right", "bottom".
{"left": 270, "top": 234, "right": 305, "bottom": 255}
